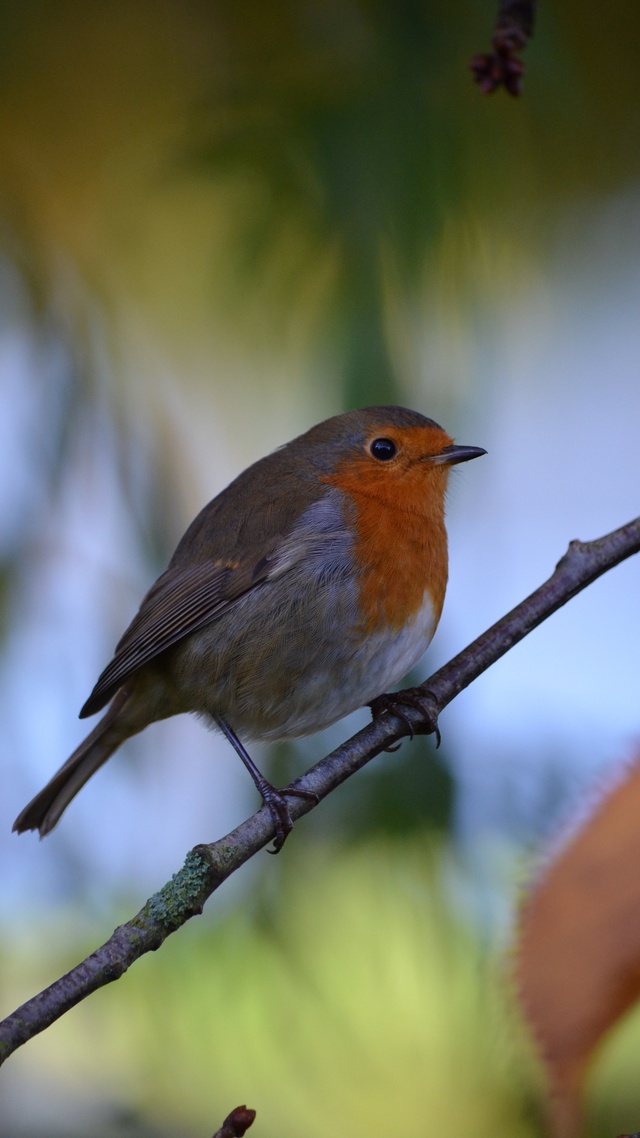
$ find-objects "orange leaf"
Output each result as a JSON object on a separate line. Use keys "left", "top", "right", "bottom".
{"left": 516, "top": 754, "right": 640, "bottom": 1137}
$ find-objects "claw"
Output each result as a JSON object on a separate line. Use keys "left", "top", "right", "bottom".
{"left": 263, "top": 785, "right": 319, "bottom": 854}
{"left": 370, "top": 694, "right": 416, "bottom": 740}
{"left": 262, "top": 785, "right": 294, "bottom": 853}
{"left": 369, "top": 688, "right": 441, "bottom": 748}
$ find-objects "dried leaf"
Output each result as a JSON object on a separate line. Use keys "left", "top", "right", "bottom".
{"left": 517, "top": 755, "right": 640, "bottom": 1137}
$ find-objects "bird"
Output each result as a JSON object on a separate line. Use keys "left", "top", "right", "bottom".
{"left": 13, "top": 406, "right": 485, "bottom": 850}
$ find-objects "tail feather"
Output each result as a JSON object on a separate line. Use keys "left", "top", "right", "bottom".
{"left": 13, "top": 690, "right": 134, "bottom": 837}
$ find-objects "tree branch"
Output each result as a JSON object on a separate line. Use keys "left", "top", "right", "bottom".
{"left": 212, "top": 1105, "right": 256, "bottom": 1137}
{"left": 1, "top": 515, "right": 639, "bottom": 1065}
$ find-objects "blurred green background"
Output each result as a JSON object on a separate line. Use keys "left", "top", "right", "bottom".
{"left": 2, "top": 1, "right": 640, "bottom": 1134}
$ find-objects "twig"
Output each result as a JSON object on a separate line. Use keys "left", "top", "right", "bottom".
{"left": 470, "top": 0, "right": 537, "bottom": 95}
{"left": 1, "top": 515, "right": 639, "bottom": 1065}
{"left": 212, "top": 1105, "right": 256, "bottom": 1137}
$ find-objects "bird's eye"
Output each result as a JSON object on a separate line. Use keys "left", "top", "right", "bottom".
{"left": 369, "top": 437, "right": 397, "bottom": 461}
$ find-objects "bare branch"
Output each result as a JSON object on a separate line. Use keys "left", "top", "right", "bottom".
{"left": 1, "top": 515, "right": 639, "bottom": 1065}
{"left": 212, "top": 1105, "right": 256, "bottom": 1138}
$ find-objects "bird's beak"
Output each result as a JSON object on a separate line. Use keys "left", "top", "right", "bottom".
{"left": 429, "top": 444, "right": 487, "bottom": 466}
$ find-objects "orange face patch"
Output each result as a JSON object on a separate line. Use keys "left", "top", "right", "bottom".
{"left": 322, "top": 424, "right": 453, "bottom": 634}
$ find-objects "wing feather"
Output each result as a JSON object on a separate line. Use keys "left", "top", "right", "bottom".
{"left": 80, "top": 559, "right": 268, "bottom": 718}
{"left": 79, "top": 486, "right": 345, "bottom": 719}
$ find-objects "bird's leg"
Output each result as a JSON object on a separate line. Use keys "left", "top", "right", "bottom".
{"left": 214, "top": 716, "right": 316, "bottom": 853}
{"left": 369, "top": 688, "right": 442, "bottom": 748}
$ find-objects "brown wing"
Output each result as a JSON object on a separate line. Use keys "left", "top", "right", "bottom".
{"left": 79, "top": 557, "right": 270, "bottom": 718}
{"left": 79, "top": 440, "right": 338, "bottom": 720}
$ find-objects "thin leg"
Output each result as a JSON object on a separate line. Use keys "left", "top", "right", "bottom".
{"left": 214, "top": 716, "right": 316, "bottom": 852}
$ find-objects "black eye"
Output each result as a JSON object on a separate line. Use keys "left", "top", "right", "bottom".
{"left": 369, "top": 437, "right": 397, "bottom": 461}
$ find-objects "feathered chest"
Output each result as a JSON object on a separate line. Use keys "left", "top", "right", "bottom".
{"left": 330, "top": 481, "right": 449, "bottom": 636}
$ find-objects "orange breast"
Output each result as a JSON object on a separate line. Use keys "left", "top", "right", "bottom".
{"left": 323, "top": 428, "right": 451, "bottom": 635}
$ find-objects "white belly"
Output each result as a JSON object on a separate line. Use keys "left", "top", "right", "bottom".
{"left": 358, "top": 589, "right": 438, "bottom": 699}
{"left": 255, "top": 588, "right": 439, "bottom": 740}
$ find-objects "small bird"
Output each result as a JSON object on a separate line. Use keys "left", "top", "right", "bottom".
{"left": 14, "top": 407, "right": 485, "bottom": 849}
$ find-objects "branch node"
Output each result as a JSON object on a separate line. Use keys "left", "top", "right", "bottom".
{"left": 212, "top": 1104, "right": 256, "bottom": 1138}
{"left": 145, "top": 847, "right": 215, "bottom": 930}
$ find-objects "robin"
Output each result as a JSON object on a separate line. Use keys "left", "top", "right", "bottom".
{"left": 13, "top": 407, "right": 485, "bottom": 849}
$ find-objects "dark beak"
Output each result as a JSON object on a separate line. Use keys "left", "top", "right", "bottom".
{"left": 430, "top": 444, "right": 487, "bottom": 466}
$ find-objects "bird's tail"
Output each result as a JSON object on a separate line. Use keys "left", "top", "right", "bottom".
{"left": 13, "top": 689, "right": 136, "bottom": 837}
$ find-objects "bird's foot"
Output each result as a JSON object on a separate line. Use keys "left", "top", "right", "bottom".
{"left": 369, "top": 687, "right": 442, "bottom": 749}
{"left": 258, "top": 781, "right": 318, "bottom": 854}
{"left": 214, "top": 715, "right": 318, "bottom": 853}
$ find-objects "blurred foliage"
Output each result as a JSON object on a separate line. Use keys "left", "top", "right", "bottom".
{"left": 2, "top": 0, "right": 640, "bottom": 545}
{"left": 191, "top": 0, "right": 472, "bottom": 404}
{"left": 2, "top": 0, "right": 640, "bottom": 400}
{"left": 169, "top": 0, "right": 640, "bottom": 402}
{"left": 1, "top": 841, "right": 543, "bottom": 1137}
{"left": 5, "top": 840, "right": 640, "bottom": 1136}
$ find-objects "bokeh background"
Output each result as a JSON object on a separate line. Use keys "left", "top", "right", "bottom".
{"left": 2, "top": 2, "right": 640, "bottom": 1134}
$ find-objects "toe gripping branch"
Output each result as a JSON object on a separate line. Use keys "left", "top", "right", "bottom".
{"left": 256, "top": 780, "right": 317, "bottom": 854}
{"left": 369, "top": 687, "right": 442, "bottom": 752}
